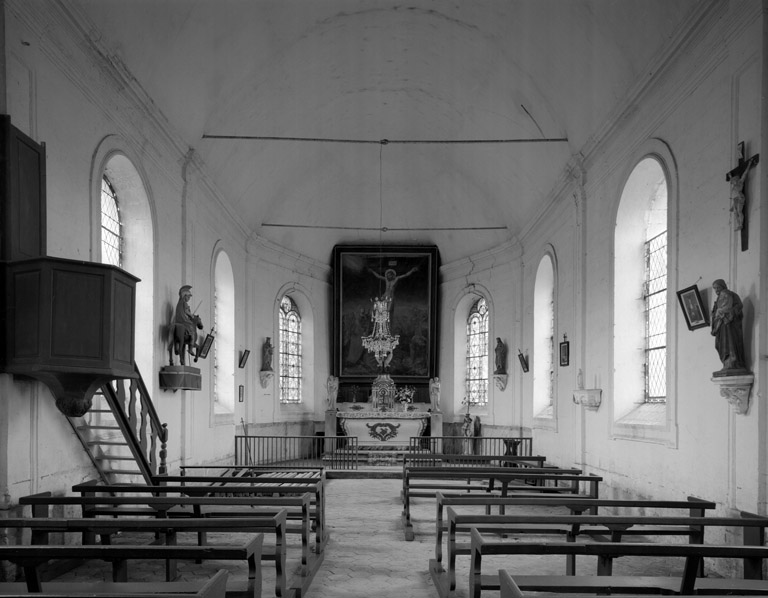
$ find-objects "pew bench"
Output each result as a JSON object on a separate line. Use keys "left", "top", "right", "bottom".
{"left": 432, "top": 493, "right": 716, "bottom": 567}
{"left": 72, "top": 480, "right": 327, "bottom": 555}
{"left": 20, "top": 493, "right": 321, "bottom": 598}
{"left": 469, "top": 529, "right": 768, "bottom": 598}
{"left": 0, "top": 537, "right": 263, "bottom": 598}
{"left": 0, "top": 568, "right": 229, "bottom": 598}
{"left": 1, "top": 515, "right": 286, "bottom": 598}
{"left": 498, "top": 568, "right": 741, "bottom": 598}
{"left": 401, "top": 467, "right": 600, "bottom": 541}
{"left": 431, "top": 511, "right": 767, "bottom": 597}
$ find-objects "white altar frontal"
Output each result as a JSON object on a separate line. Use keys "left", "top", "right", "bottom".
{"left": 337, "top": 410, "right": 429, "bottom": 447}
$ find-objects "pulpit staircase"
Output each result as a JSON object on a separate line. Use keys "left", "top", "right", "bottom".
{"left": 66, "top": 364, "right": 168, "bottom": 485}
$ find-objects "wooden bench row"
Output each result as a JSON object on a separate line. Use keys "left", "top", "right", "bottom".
{"left": 0, "top": 568, "right": 231, "bottom": 598}
{"left": 401, "top": 464, "right": 601, "bottom": 540}
{"left": 472, "top": 530, "right": 768, "bottom": 598}
{"left": 0, "top": 538, "right": 262, "bottom": 598}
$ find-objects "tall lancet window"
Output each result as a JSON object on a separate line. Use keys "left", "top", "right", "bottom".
{"left": 279, "top": 295, "right": 302, "bottom": 404}
{"left": 100, "top": 175, "right": 122, "bottom": 267}
{"left": 465, "top": 297, "right": 489, "bottom": 405}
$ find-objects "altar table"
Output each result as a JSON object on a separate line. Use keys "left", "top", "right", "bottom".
{"left": 337, "top": 410, "right": 430, "bottom": 447}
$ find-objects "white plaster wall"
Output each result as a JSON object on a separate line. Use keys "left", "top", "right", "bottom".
{"left": 530, "top": 4, "right": 766, "bottom": 517}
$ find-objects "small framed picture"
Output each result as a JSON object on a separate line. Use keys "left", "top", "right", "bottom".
{"left": 238, "top": 349, "right": 250, "bottom": 369}
{"left": 517, "top": 351, "right": 529, "bottom": 373}
{"left": 677, "top": 285, "right": 708, "bottom": 331}
{"left": 559, "top": 341, "right": 570, "bottom": 367}
{"left": 198, "top": 332, "right": 215, "bottom": 359}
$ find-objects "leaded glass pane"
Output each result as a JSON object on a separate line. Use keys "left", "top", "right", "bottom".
{"left": 465, "top": 298, "right": 489, "bottom": 405}
{"left": 644, "top": 230, "right": 667, "bottom": 403}
{"left": 100, "top": 176, "right": 122, "bottom": 267}
{"left": 279, "top": 296, "right": 302, "bottom": 404}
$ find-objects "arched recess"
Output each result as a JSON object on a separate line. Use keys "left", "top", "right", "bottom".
{"left": 273, "top": 282, "right": 315, "bottom": 413}
{"left": 212, "top": 246, "right": 236, "bottom": 420}
{"left": 451, "top": 285, "right": 493, "bottom": 417}
{"left": 91, "top": 137, "right": 156, "bottom": 379}
{"left": 611, "top": 139, "right": 678, "bottom": 445}
{"left": 533, "top": 248, "right": 557, "bottom": 424}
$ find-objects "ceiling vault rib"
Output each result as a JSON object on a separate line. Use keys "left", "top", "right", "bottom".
{"left": 201, "top": 134, "right": 568, "bottom": 145}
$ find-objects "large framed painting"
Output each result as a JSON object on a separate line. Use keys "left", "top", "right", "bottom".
{"left": 332, "top": 245, "right": 439, "bottom": 384}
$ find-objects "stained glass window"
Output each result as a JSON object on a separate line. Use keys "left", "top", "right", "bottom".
{"left": 465, "top": 297, "right": 489, "bottom": 405}
{"left": 100, "top": 175, "right": 122, "bottom": 267}
{"left": 279, "top": 295, "right": 302, "bottom": 404}
{"left": 645, "top": 230, "right": 667, "bottom": 402}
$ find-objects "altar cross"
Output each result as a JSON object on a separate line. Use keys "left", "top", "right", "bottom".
{"left": 726, "top": 141, "right": 759, "bottom": 251}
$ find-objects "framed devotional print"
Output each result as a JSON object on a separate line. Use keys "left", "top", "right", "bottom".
{"left": 332, "top": 245, "right": 439, "bottom": 383}
{"left": 677, "top": 285, "right": 709, "bottom": 330}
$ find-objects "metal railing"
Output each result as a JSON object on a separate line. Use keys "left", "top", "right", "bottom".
{"left": 408, "top": 435, "right": 533, "bottom": 457}
{"left": 234, "top": 435, "right": 359, "bottom": 470}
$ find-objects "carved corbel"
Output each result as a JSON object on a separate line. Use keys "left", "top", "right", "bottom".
{"left": 494, "top": 374, "right": 508, "bottom": 391}
{"left": 711, "top": 374, "right": 753, "bottom": 414}
{"left": 259, "top": 370, "right": 274, "bottom": 389}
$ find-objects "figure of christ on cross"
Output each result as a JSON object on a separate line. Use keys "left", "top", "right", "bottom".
{"left": 726, "top": 141, "right": 759, "bottom": 250}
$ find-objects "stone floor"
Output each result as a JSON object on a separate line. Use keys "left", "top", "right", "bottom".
{"left": 52, "top": 475, "right": 691, "bottom": 598}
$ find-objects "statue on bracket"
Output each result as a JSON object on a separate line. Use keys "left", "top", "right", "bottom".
{"left": 494, "top": 338, "right": 507, "bottom": 375}
{"left": 711, "top": 279, "right": 749, "bottom": 376}
{"left": 168, "top": 285, "right": 203, "bottom": 366}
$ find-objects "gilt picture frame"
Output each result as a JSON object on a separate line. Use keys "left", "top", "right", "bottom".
{"left": 332, "top": 245, "right": 439, "bottom": 383}
{"left": 677, "top": 285, "right": 709, "bottom": 330}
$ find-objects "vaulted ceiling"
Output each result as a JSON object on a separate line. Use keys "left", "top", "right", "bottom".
{"left": 78, "top": 0, "right": 701, "bottom": 265}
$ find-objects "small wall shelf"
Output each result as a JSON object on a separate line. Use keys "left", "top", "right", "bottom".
{"left": 711, "top": 373, "right": 753, "bottom": 415}
{"left": 573, "top": 389, "right": 602, "bottom": 411}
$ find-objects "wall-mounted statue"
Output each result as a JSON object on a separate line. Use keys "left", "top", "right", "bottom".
{"left": 168, "top": 285, "right": 203, "bottom": 366}
{"left": 326, "top": 375, "right": 339, "bottom": 408}
{"left": 711, "top": 279, "right": 747, "bottom": 376}
{"left": 429, "top": 377, "right": 441, "bottom": 411}
{"left": 261, "top": 337, "right": 274, "bottom": 372}
{"left": 494, "top": 338, "right": 508, "bottom": 375}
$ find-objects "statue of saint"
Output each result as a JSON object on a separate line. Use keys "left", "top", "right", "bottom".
{"left": 461, "top": 413, "right": 474, "bottom": 455}
{"left": 168, "top": 285, "right": 203, "bottom": 365}
{"left": 494, "top": 338, "right": 508, "bottom": 375}
{"left": 429, "top": 377, "right": 441, "bottom": 410}
{"left": 261, "top": 337, "right": 274, "bottom": 372}
{"left": 710, "top": 279, "right": 747, "bottom": 375}
{"left": 326, "top": 375, "right": 339, "bottom": 408}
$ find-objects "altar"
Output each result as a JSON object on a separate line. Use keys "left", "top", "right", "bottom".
{"left": 337, "top": 410, "right": 430, "bottom": 447}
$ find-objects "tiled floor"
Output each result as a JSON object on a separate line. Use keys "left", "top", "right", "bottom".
{"left": 52, "top": 476, "right": 688, "bottom": 597}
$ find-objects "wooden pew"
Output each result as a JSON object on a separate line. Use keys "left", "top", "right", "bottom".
{"left": 0, "top": 537, "right": 263, "bottom": 598}
{"left": 432, "top": 493, "right": 716, "bottom": 569}
{"left": 433, "top": 511, "right": 766, "bottom": 597}
{"left": 1, "top": 516, "right": 286, "bottom": 598}
{"left": 0, "top": 568, "right": 229, "bottom": 598}
{"left": 401, "top": 467, "right": 599, "bottom": 541}
{"left": 498, "top": 569, "right": 742, "bottom": 598}
{"left": 470, "top": 529, "right": 768, "bottom": 598}
{"left": 72, "top": 479, "right": 327, "bottom": 555}
{"left": 20, "top": 492, "right": 320, "bottom": 598}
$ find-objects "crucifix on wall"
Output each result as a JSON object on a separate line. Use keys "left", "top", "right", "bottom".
{"left": 726, "top": 141, "right": 759, "bottom": 251}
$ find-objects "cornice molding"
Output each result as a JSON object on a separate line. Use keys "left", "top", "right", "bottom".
{"left": 246, "top": 233, "right": 331, "bottom": 282}
{"left": 440, "top": 238, "right": 523, "bottom": 283}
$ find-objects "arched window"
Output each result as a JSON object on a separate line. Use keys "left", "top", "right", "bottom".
{"left": 96, "top": 152, "right": 154, "bottom": 379}
{"left": 533, "top": 254, "right": 555, "bottom": 418}
{"left": 465, "top": 297, "right": 489, "bottom": 405}
{"left": 100, "top": 175, "right": 122, "bottom": 267}
{"left": 213, "top": 250, "right": 235, "bottom": 416}
{"left": 279, "top": 295, "right": 302, "bottom": 404}
{"left": 614, "top": 156, "right": 668, "bottom": 424}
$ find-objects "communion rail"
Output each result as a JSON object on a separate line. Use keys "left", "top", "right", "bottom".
{"left": 234, "top": 435, "right": 359, "bottom": 470}
{"left": 408, "top": 435, "right": 533, "bottom": 457}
